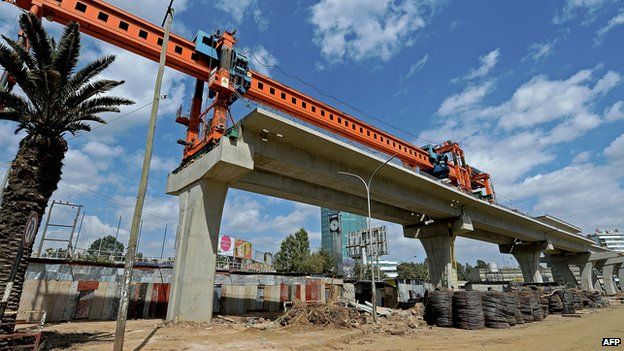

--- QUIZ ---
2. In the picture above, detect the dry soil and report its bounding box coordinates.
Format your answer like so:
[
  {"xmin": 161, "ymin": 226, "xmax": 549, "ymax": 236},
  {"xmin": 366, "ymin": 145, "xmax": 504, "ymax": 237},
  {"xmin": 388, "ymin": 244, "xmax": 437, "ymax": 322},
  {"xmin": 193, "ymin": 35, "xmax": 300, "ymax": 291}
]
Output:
[{"xmin": 36, "ymin": 304, "xmax": 624, "ymax": 351}]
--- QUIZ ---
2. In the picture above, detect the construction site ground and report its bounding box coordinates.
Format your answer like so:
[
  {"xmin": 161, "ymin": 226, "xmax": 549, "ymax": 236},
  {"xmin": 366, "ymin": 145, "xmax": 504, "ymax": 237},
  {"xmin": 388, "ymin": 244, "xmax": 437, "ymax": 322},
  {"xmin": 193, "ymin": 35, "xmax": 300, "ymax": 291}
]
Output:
[{"xmin": 34, "ymin": 304, "xmax": 624, "ymax": 351}]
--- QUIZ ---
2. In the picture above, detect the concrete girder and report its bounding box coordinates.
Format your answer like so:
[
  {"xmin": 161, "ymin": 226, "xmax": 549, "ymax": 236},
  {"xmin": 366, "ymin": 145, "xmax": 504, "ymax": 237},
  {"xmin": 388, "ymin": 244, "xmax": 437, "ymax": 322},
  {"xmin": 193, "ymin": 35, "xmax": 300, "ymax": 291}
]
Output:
[
  {"xmin": 544, "ymin": 251, "xmax": 622, "ymax": 265},
  {"xmin": 232, "ymin": 170, "xmax": 418, "ymax": 224},
  {"xmin": 239, "ymin": 109, "xmax": 598, "ymax": 253}
]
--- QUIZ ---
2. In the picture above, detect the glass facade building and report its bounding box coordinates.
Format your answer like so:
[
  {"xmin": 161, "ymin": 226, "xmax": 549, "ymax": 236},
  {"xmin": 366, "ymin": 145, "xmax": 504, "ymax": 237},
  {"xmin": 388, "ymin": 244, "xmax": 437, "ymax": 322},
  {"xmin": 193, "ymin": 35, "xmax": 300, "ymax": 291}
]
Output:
[{"xmin": 321, "ymin": 208, "xmax": 367, "ymax": 272}]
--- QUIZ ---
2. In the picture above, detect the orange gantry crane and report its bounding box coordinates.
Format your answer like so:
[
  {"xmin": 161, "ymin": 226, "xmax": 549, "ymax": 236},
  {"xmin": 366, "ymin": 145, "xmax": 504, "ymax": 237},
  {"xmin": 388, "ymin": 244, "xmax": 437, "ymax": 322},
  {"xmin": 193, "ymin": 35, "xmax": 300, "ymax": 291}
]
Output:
[{"xmin": 2, "ymin": 0, "xmax": 495, "ymax": 200}]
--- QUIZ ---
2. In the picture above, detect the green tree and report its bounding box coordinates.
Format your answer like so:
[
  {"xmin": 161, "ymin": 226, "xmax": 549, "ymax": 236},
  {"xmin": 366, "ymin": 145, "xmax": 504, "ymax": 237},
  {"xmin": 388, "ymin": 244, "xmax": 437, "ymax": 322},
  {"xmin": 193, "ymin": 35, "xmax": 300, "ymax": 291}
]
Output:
[
  {"xmin": 274, "ymin": 228, "xmax": 311, "ymax": 272},
  {"xmin": 301, "ymin": 249, "xmax": 336, "ymax": 275},
  {"xmin": 476, "ymin": 259, "xmax": 488, "ymax": 269},
  {"xmin": 87, "ymin": 235, "xmax": 124, "ymax": 258},
  {"xmin": 0, "ymin": 13, "xmax": 132, "ymax": 332},
  {"xmin": 396, "ymin": 261, "xmax": 429, "ymax": 280}
]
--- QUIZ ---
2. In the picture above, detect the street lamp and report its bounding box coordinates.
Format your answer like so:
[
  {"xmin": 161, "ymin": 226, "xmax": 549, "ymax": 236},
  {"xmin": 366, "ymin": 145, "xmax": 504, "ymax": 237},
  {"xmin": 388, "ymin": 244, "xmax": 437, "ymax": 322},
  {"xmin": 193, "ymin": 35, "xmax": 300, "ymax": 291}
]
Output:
[{"xmin": 339, "ymin": 153, "xmax": 398, "ymax": 323}]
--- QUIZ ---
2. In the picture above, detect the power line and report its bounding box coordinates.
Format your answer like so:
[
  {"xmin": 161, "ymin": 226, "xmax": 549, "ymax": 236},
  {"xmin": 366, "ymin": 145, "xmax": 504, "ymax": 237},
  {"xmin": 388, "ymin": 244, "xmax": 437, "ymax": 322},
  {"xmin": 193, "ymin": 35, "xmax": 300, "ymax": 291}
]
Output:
[
  {"xmin": 246, "ymin": 51, "xmax": 437, "ymax": 146},
  {"xmin": 75, "ymin": 184, "xmax": 177, "ymax": 222},
  {"xmin": 67, "ymin": 101, "xmax": 153, "ymax": 141}
]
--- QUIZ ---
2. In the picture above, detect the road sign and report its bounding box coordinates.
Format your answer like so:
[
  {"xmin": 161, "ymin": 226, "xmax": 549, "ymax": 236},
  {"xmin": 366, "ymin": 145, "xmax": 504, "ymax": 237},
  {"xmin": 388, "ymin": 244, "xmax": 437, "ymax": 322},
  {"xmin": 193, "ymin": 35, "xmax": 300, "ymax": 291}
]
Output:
[{"xmin": 23, "ymin": 211, "xmax": 39, "ymax": 247}]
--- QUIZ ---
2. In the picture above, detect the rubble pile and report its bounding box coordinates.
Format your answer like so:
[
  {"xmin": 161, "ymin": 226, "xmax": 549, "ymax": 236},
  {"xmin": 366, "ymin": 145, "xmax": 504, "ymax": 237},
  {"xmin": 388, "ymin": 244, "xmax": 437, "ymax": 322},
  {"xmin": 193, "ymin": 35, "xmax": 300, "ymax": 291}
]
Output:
[{"xmin": 276, "ymin": 302, "xmax": 365, "ymax": 328}]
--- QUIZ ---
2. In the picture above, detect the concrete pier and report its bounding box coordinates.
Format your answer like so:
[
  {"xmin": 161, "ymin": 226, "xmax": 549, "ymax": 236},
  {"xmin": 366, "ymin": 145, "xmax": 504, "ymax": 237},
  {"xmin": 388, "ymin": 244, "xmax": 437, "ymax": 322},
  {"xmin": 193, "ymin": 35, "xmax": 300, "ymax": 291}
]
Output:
[
  {"xmin": 419, "ymin": 228, "xmax": 455, "ymax": 289},
  {"xmin": 165, "ymin": 133, "xmax": 253, "ymax": 322},
  {"xmin": 546, "ymin": 260, "xmax": 577, "ymax": 286},
  {"xmin": 513, "ymin": 251, "xmax": 543, "ymax": 283},
  {"xmin": 500, "ymin": 241, "xmax": 550, "ymax": 283},
  {"xmin": 579, "ymin": 261, "xmax": 594, "ymax": 290},
  {"xmin": 602, "ymin": 264, "xmax": 620, "ymax": 295}
]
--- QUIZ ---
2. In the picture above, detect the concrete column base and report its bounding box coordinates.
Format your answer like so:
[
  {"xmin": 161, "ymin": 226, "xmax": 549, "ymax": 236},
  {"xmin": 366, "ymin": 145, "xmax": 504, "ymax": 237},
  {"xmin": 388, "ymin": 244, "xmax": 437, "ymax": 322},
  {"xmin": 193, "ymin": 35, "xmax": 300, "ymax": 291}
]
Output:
[
  {"xmin": 513, "ymin": 251, "xmax": 543, "ymax": 283},
  {"xmin": 602, "ymin": 264, "xmax": 620, "ymax": 296},
  {"xmin": 166, "ymin": 180, "xmax": 228, "ymax": 323},
  {"xmin": 619, "ymin": 266, "xmax": 624, "ymax": 291},
  {"xmin": 419, "ymin": 230, "xmax": 455, "ymax": 289}
]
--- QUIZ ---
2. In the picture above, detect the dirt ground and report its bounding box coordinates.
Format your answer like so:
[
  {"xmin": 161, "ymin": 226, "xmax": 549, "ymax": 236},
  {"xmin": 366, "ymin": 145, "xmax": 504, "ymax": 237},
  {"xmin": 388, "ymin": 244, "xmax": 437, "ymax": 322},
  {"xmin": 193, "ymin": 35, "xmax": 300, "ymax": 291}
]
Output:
[{"xmin": 35, "ymin": 304, "xmax": 624, "ymax": 351}]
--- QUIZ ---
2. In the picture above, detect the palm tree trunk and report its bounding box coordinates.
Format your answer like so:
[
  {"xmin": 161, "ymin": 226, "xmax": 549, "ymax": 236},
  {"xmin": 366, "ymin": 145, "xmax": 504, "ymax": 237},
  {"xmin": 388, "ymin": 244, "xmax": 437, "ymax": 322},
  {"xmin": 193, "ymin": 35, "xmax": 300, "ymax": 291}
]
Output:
[{"xmin": 0, "ymin": 134, "xmax": 66, "ymax": 333}]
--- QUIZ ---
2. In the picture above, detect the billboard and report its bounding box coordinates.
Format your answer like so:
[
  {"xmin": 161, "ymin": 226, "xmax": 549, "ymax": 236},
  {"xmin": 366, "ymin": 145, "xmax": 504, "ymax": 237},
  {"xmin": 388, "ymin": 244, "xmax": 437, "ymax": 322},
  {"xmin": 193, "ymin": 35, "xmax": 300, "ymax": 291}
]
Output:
[
  {"xmin": 218, "ymin": 235, "xmax": 235, "ymax": 257},
  {"xmin": 234, "ymin": 239, "xmax": 253, "ymax": 259}
]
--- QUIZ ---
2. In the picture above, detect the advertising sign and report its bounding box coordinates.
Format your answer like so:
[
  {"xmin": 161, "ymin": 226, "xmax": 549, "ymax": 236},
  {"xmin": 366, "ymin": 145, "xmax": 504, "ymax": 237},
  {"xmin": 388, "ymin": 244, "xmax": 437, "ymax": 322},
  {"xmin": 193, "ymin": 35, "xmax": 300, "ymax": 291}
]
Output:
[
  {"xmin": 234, "ymin": 239, "xmax": 252, "ymax": 259},
  {"xmin": 218, "ymin": 234, "xmax": 235, "ymax": 257}
]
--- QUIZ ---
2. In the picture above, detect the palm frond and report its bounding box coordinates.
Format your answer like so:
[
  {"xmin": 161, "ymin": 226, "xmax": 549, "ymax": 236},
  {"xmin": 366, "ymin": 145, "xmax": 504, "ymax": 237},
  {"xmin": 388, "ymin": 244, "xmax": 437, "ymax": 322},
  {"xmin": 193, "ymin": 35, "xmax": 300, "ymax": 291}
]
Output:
[
  {"xmin": 52, "ymin": 22, "xmax": 80, "ymax": 82},
  {"xmin": 58, "ymin": 55, "xmax": 116, "ymax": 101},
  {"xmin": 0, "ymin": 43, "xmax": 28, "ymax": 87},
  {"xmin": 0, "ymin": 91, "xmax": 31, "ymax": 113},
  {"xmin": 19, "ymin": 13, "xmax": 53, "ymax": 70},
  {"xmin": 66, "ymin": 79, "xmax": 125, "ymax": 107},
  {"xmin": 1, "ymin": 34, "xmax": 35, "ymax": 69}
]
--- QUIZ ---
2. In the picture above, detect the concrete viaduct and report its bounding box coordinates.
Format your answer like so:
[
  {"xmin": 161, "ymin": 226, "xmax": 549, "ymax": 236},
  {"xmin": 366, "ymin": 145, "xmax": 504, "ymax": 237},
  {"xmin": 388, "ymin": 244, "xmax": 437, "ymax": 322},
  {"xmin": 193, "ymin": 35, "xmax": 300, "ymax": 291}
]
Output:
[{"xmin": 164, "ymin": 108, "xmax": 621, "ymax": 322}]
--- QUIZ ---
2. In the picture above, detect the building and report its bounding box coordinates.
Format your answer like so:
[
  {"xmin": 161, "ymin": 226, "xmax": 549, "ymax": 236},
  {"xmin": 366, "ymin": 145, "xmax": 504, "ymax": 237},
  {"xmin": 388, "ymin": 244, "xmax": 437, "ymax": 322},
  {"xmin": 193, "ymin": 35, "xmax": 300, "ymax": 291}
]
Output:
[
  {"xmin": 469, "ymin": 266, "xmax": 554, "ymax": 283},
  {"xmin": 17, "ymin": 258, "xmax": 348, "ymax": 322},
  {"xmin": 320, "ymin": 208, "xmax": 367, "ymax": 274},
  {"xmin": 587, "ymin": 229, "xmax": 624, "ymax": 252}
]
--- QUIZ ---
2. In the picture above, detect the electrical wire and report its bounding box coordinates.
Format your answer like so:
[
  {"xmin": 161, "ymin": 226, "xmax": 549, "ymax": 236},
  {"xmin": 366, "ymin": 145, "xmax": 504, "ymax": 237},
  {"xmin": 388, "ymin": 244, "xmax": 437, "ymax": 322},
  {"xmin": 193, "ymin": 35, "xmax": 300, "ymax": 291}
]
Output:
[
  {"xmin": 75, "ymin": 184, "xmax": 177, "ymax": 222},
  {"xmin": 246, "ymin": 51, "xmax": 437, "ymax": 146},
  {"xmin": 67, "ymin": 101, "xmax": 153, "ymax": 141}
]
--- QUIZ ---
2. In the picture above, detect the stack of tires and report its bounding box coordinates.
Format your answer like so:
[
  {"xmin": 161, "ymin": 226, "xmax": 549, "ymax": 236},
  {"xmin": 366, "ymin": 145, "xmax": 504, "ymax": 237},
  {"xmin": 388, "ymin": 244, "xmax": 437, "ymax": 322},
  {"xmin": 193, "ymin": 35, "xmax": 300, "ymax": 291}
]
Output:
[
  {"xmin": 481, "ymin": 291, "xmax": 510, "ymax": 329},
  {"xmin": 517, "ymin": 292, "xmax": 535, "ymax": 323},
  {"xmin": 548, "ymin": 293, "xmax": 563, "ymax": 313},
  {"xmin": 425, "ymin": 290, "xmax": 454, "ymax": 327},
  {"xmin": 500, "ymin": 292, "xmax": 520, "ymax": 326},
  {"xmin": 556, "ymin": 289, "xmax": 576, "ymax": 314},
  {"xmin": 453, "ymin": 291, "xmax": 485, "ymax": 330}
]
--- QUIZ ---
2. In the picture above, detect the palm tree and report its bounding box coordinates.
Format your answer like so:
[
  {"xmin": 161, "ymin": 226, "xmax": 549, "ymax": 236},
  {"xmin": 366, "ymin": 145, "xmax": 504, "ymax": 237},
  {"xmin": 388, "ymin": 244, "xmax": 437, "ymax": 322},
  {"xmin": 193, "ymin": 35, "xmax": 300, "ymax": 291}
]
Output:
[{"xmin": 0, "ymin": 13, "xmax": 133, "ymax": 332}]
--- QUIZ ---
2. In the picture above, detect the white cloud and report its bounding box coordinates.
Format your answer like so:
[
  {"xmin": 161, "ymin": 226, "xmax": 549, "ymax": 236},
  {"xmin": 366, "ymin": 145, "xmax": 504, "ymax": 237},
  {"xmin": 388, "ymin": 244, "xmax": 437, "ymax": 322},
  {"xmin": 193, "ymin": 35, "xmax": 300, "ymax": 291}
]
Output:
[
  {"xmin": 553, "ymin": 0, "xmax": 614, "ymax": 24},
  {"xmin": 464, "ymin": 48, "xmax": 500, "ymax": 80},
  {"xmin": 243, "ymin": 45, "xmax": 278, "ymax": 77},
  {"xmin": 310, "ymin": 0, "xmax": 439, "ymax": 62},
  {"xmin": 596, "ymin": 9, "xmax": 624, "ymax": 44},
  {"xmin": 572, "ymin": 151, "xmax": 591, "ymax": 164},
  {"xmin": 437, "ymin": 80, "xmax": 494, "ymax": 116},
  {"xmin": 426, "ymin": 68, "xmax": 621, "ymax": 191},
  {"xmin": 505, "ymin": 157, "xmax": 624, "ymax": 233},
  {"xmin": 214, "ymin": 0, "xmax": 268, "ymax": 31},
  {"xmin": 403, "ymin": 54, "xmax": 429, "ymax": 80},
  {"xmin": 524, "ymin": 40, "xmax": 557, "ymax": 62},
  {"xmin": 492, "ymin": 70, "xmax": 618, "ymax": 130},
  {"xmin": 605, "ymin": 100, "xmax": 624, "ymax": 122},
  {"xmin": 221, "ymin": 193, "xmax": 318, "ymax": 237},
  {"xmin": 604, "ymin": 133, "xmax": 624, "ymax": 166}
]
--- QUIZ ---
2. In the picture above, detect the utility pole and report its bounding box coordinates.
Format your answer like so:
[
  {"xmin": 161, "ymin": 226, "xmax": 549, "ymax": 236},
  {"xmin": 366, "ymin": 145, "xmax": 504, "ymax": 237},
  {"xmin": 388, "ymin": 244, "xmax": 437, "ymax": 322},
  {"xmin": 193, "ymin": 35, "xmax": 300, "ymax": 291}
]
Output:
[
  {"xmin": 113, "ymin": 4, "xmax": 174, "ymax": 350},
  {"xmin": 160, "ymin": 224, "xmax": 168, "ymax": 259}
]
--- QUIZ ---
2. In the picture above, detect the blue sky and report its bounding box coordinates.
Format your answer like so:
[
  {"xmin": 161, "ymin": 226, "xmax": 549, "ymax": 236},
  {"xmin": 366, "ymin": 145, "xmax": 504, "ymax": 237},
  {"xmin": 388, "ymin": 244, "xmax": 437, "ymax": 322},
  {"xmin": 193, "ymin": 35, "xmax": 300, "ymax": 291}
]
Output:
[{"xmin": 1, "ymin": 0, "xmax": 623, "ymax": 267}]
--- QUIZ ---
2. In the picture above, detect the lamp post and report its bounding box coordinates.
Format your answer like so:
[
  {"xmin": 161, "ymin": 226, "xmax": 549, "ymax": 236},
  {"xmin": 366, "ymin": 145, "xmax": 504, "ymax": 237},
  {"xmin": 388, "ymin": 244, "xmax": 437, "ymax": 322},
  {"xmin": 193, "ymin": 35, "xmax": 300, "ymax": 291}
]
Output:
[{"xmin": 339, "ymin": 153, "xmax": 398, "ymax": 323}]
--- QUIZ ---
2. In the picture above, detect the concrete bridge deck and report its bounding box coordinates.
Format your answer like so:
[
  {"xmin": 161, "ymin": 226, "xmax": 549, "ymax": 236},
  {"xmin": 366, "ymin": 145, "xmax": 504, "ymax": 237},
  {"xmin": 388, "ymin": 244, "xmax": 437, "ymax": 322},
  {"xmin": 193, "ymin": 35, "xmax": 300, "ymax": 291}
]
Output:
[{"xmin": 164, "ymin": 108, "xmax": 615, "ymax": 322}]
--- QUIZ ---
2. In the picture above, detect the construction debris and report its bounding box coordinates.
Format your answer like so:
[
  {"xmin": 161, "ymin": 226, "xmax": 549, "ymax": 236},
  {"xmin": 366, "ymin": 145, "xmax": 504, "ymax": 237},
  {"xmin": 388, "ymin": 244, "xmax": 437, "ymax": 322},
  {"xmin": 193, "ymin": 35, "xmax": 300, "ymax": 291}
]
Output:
[{"xmin": 276, "ymin": 302, "xmax": 365, "ymax": 329}]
